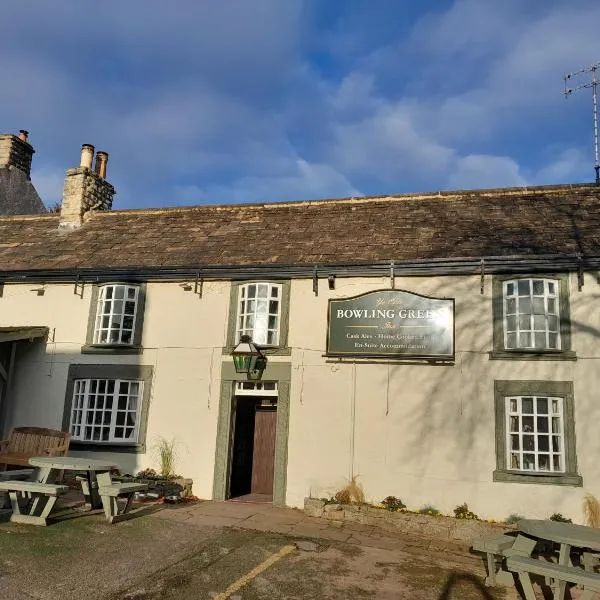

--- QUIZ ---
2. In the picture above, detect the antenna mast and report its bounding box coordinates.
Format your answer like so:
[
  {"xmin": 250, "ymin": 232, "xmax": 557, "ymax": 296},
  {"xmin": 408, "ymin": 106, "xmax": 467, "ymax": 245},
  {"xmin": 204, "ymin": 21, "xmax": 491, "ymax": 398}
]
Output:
[{"xmin": 564, "ymin": 62, "xmax": 600, "ymax": 184}]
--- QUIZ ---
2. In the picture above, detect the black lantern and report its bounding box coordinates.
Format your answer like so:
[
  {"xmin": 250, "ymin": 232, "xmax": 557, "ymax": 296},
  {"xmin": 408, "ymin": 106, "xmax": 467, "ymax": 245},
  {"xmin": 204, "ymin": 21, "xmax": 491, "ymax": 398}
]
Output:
[{"xmin": 231, "ymin": 335, "xmax": 267, "ymax": 379}]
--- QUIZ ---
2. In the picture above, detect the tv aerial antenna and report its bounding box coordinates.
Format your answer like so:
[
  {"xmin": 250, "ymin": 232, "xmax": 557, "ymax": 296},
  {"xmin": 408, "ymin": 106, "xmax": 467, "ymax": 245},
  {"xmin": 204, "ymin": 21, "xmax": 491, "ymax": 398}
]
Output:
[{"xmin": 564, "ymin": 62, "xmax": 600, "ymax": 184}]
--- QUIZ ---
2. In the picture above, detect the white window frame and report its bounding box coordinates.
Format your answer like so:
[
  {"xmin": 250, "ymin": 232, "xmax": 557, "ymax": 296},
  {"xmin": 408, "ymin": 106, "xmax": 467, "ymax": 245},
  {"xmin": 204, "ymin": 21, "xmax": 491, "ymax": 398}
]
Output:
[
  {"xmin": 69, "ymin": 378, "xmax": 143, "ymax": 443},
  {"xmin": 234, "ymin": 381, "xmax": 279, "ymax": 397},
  {"xmin": 503, "ymin": 278, "xmax": 561, "ymax": 351},
  {"xmin": 236, "ymin": 282, "xmax": 282, "ymax": 346},
  {"xmin": 505, "ymin": 395, "xmax": 565, "ymax": 473},
  {"xmin": 93, "ymin": 284, "xmax": 140, "ymax": 345}
]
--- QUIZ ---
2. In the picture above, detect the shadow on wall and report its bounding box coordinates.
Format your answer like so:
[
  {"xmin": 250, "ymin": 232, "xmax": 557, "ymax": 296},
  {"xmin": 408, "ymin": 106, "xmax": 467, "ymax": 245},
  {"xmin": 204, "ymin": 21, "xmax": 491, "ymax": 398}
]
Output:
[
  {"xmin": 1, "ymin": 340, "xmax": 147, "ymax": 477},
  {"xmin": 342, "ymin": 272, "xmax": 600, "ymax": 515}
]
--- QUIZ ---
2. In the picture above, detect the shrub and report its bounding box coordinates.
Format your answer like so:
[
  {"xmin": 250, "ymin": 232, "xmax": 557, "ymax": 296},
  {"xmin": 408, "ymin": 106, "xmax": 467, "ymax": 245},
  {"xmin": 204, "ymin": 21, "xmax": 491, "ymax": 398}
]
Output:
[
  {"xmin": 454, "ymin": 503, "xmax": 479, "ymax": 520},
  {"xmin": 381, "ymin": 496, "xmax": 406, "ymax": 511},
  {"xmin": 333, "ymin": 475, "xmax": 365, "ymax": 505},
  {"xmin": 155, "ymin": 437, "xmax": 177, "ymax": 479},
  {"xmin": 504, "ymin": 513, "xmax": 525, "ymax": 525},
  {"xmin": 583, "ymin": 494, "xmax": 600, "ymax": 528},
  {"xmin": 549, "ymin": 513, "xmax": 572, "ymax": 523},
  {"xmin": 419, "ymin": 505, "xmax": 441, "ymax": 516},
  {"xmin": 135, "ymin": 468, "xmax": 159, "ymax": 480}
]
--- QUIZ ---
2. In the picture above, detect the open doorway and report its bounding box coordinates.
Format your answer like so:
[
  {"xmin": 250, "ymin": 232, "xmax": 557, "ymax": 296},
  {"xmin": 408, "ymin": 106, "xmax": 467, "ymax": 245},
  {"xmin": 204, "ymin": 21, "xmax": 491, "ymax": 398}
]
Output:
[{"xmin": 228, "ymin": 381, "xmax": 278, "ymax": 503}]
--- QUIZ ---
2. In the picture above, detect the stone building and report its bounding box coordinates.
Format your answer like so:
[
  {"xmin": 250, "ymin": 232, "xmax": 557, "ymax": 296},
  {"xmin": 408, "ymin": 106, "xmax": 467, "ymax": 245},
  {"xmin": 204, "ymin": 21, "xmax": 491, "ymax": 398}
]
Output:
[
  {"xmin": 0, "ymin": 131, "xmax": 45, "ymax": 215},
  {"xmin": 1, "ymin": 140, "xmax": 599, "ymax": 522}
]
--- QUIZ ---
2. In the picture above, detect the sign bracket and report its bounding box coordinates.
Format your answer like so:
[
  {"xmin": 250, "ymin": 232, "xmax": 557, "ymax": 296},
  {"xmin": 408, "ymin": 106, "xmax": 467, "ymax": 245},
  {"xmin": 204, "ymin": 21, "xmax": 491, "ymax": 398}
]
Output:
[
  {"xmin": 73, "ymin": 272, "xmax": 84, "ymax": 298},
  {"xmin": 390, "ymin": 260, "xmax": 395, "ymax": 289},
  {"xmin": 313, "ymin": 265, "xmax": 318, "ymax": 296},
  {"xmin": 194, "ymin": 272, "xmax": 203, "ymax": 298},
  {"xmin": 480, "ymin": 259, "xmax": 485, "ymax": 295},
  {"xmin": 577, "ymin": 255, "xmax": 584, "ymax": 291}
]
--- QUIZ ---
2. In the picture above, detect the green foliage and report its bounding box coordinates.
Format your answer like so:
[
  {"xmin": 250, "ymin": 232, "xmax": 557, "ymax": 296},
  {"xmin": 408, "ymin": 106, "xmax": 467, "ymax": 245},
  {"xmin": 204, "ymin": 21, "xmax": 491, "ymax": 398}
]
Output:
[
  {"xmin": 381, "ymin": 496, "xmax": 406, "ymax": 511},
  {"xmin": 419, "ymin": 505, "xmax": 441, "ymax": 516},
  {"xmin": 549, "ymin": 513, "xmax": 572, "ymax": 523},
  {"xmin": 134, "ymin": 468, "xmax": 159, "ymax": 480},
  {"xmin": 155, "ymin": 437, "xmax": 177, "ymax": 479},
  {"xmin": 504, "ymin": 513, "xmax": 525, "ymax": 525},
  {"xmin": 454, "ymin": 503, "xmax": 479, "ymax": 520},
  {"xmin": 321, "ymin": 497, "xmax": 340, "ymax": 505}
]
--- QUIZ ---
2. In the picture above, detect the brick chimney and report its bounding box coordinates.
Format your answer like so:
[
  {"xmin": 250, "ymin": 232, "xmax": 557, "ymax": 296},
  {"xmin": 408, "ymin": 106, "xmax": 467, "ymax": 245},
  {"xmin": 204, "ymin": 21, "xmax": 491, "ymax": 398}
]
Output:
[
  {"xmin": 0, "ymin": 130, "xmax": 35, "ymax": 179},
  {"xmin": 59, "ymin": 144, "xmax": 115, "ymax": 229}
]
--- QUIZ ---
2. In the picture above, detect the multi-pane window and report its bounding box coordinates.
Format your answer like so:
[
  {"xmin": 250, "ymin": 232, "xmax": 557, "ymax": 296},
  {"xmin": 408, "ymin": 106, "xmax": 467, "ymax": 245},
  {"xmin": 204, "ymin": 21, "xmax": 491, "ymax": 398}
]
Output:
[
  {"xmin": 69, "ymin": 378, "xmax": 142, "ymax": 443},
  {"xmin": 93, "ymin": 284, "xmax": 139, "ymax": 345},
  {"xmin": 505, "ymin": 395, "xmax": 565, "ymax": 473},
  {"xmin": 503, "ymin": 279, "xmax": 560, "ymax": 350},
  {"xmin": 236, "ymin": 283, "xmax": 281, "ymax": 345}
]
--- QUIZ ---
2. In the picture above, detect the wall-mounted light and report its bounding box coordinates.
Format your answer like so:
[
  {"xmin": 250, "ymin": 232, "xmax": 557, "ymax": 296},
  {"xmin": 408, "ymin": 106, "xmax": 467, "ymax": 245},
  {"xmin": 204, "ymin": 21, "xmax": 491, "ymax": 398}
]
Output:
[
  {"xmin": 30, "ymin": 286, "xmax": 45, "ymax": 296},
  {"xmin": 231, "ymin": 335, "xmax": 267, "ymax": 380},
  {"xmin": 179, "ymin": 282, "xmax": 193, "ymax": 291},
  {"xmin": 328, "ymin": 274, "xmax": 336, "ymax": 290}
]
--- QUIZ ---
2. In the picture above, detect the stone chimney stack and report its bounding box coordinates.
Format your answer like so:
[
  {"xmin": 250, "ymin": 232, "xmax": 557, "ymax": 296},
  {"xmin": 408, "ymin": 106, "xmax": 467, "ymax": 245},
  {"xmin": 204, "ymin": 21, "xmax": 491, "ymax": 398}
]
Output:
[
  {"xmin": 59, "ymin": 144, "xmax": 115, "ymax": 229},
  {"xmin": 0, "ymin": 130, "xmax": 35, "ymax": 179}
]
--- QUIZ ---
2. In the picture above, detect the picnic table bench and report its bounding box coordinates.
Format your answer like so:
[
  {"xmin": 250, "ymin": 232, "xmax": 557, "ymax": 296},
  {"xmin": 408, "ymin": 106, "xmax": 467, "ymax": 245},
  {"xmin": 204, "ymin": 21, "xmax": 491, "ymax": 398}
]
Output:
[
  {"xmin": 0, "ymin": 480, "xmax": 68, "ymax": 526},
  {"xmin": 506, "ymin": 555, "xmax": 600, "ymax": 600},
  {"xmin": 99, "ymin": 482, "xmax": 149, "ymax": 523},
  {"xmin": 473, "ymin": 520, "xmax": 600, "ymax": 600}
]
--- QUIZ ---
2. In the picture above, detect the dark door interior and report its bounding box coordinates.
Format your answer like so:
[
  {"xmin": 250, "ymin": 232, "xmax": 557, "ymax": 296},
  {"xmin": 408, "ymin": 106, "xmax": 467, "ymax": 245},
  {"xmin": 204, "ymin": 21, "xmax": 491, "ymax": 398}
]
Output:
[{"xmin": 229, "ymin": 396, "xmax": 277, "ymax": 499}]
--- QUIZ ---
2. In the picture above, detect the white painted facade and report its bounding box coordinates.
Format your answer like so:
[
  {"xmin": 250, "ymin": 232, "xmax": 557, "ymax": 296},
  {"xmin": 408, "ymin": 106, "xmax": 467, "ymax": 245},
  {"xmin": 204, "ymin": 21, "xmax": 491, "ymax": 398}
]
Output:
[{"xmin": 1, "ymin": 271, "xmax": 599, "ymax": 523}]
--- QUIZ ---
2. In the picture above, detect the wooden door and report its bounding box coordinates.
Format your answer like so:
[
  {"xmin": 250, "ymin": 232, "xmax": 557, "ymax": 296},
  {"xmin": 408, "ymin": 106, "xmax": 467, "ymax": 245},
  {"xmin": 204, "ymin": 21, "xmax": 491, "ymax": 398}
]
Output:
[{"xmin": 251, "ymin": 407, "xmax": 277, "ymax": 495}]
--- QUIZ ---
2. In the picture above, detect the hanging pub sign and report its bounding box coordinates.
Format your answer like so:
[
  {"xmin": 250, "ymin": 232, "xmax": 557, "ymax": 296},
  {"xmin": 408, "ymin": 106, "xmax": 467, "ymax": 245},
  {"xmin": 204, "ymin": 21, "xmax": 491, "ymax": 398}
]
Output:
[{"xmin": 326, "ymin": 289, "xmax": 454, "ymax": 360}]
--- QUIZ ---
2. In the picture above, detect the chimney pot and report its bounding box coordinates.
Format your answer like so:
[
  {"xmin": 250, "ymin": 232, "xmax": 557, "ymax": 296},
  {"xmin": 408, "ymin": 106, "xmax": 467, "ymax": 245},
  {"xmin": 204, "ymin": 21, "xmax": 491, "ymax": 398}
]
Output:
[
  {"xmin": 80, "ymin": 144, "xmax": 95, "ymax": 169},
  {"xmin": 18, "ymin": 130, "xmax": 29, "ymax": 142},
  {"xmin": 94, "ymin": 151, "xmax": 109, "ymax": 178}
]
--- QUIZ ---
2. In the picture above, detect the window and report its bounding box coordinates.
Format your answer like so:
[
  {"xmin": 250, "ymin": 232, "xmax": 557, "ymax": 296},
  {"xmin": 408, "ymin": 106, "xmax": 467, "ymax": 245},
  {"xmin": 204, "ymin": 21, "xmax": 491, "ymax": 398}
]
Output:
[
  {"xmin": 505, "ymin": 395, "xmax": 564, "ymax": 473},
  {"xmin": 84, "ymin": 283, "xmax": 146, "ymax": 353},
  {"xmin": 236, "ymin": 282, "xmax": 282, "ymax": 346},
  {"xmin": 63, "ymin": 364, "xmax": 152, "ymax": 451},
  {"xmin": 493, "ymin": 380, "xmax": 581, "ymax": 486},
  {"xmin": 503, "ymin": 279, "xmax": 560, "ymax": 350},
  {"xmin": 70, "ymin": 378, "xmax": 142, "ymax": 443},
  {"xmin": 94, "ymin": 284, "xmax": 139, "ymax": 345},
  {"xmin": 491, "ymin": 274, "xmax": 574, "ymax": 360}
]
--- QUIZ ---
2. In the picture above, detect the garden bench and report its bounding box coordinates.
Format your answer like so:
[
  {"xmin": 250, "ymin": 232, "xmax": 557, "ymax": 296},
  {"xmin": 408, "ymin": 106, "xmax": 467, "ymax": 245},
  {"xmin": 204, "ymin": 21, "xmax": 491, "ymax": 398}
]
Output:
[
  {"xmin": 0, "ymin": 480, "xmax": 68, "ymax": 526},
  {"xmin": 506, "ymin": 554, "xmax": 600, "ymax": 600},
  {"xmin": 98, "ymin": 482, "xmax": 148, "ymax": 524},
  {"xmin": 0, "ymin": 427, "xmax": 69, "ymax": 469}
]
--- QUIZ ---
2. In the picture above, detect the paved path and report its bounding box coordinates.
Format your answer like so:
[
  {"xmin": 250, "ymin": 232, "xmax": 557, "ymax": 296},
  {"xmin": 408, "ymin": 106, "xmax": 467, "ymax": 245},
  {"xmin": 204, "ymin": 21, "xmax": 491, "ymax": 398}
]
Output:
[{"xmin": 0, "ymin": 499, "xmax": 506, "ymax": 599}]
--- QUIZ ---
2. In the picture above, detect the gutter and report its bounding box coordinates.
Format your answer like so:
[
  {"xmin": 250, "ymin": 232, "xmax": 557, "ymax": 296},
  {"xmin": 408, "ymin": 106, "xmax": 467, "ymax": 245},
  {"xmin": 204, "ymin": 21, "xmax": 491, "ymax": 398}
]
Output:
[{"xmin": 0, "ymin": 253, "xmax": 595, "ymax": 283}]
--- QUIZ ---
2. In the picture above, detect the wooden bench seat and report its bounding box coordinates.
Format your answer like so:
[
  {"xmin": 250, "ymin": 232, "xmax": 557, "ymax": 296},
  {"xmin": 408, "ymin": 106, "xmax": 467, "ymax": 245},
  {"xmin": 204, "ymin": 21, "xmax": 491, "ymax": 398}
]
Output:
[
  {"xmin": 506, "ymin": 555, "xmax": 600, "ymax": 600},
  {"xmin": 0, "ymin": 480, "xmax": 68, "ymax": 526},
  {"xmin": 0, "ymin": 427, "xmax": 69, "ymax": 469},
  {"xmin": 99, "ymin": 482, "xmax": 148, "ymax": 524}
]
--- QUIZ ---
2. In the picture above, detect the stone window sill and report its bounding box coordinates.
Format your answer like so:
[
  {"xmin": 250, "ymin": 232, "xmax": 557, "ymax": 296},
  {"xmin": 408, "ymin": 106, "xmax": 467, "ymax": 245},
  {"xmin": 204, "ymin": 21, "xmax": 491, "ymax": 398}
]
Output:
[
  {"xmin": 493, "ymin": 469, "xmax": 582, "ymax": 486},
  {"xmin": 489, "ymin": 350, "xmax": 576, "ymax": 361},
  {"xmin": 81, "ymin": 344, "xmax": 143, "ymax": 355},
  {"xmin": 70, "ymin": 441, "xmax": 145, "ymax": 454}
]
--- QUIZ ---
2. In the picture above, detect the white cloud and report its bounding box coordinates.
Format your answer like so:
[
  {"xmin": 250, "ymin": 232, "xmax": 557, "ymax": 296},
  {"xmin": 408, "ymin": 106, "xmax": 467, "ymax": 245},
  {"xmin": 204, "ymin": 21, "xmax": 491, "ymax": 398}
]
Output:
[{"xmin": 448, "ymin": 155, "xmax": 527, "ymax": 190}]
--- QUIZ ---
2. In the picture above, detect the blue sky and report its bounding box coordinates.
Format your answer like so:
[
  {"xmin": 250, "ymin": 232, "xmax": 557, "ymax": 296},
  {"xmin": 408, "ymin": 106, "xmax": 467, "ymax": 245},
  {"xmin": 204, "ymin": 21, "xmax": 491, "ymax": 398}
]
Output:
[{"xmin": 2, "ymin": 0, "xmax": 599, "ymax": 209}]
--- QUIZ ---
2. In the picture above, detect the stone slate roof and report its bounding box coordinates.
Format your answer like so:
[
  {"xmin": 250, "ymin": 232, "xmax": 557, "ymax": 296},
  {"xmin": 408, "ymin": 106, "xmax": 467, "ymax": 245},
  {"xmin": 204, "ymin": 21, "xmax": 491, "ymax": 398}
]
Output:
[{"xmin": 0, "ymin": 183, "xmax": 599, "ymax": 273}]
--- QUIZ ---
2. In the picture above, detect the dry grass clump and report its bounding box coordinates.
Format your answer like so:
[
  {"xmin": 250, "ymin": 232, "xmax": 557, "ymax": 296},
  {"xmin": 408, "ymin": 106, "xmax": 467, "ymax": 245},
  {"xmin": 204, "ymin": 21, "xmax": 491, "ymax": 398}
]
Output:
[
  {"xmin": 583, "ymin": 494, "xmax": 600, "ymax": 528},
  {"xmin": 334, "ymin": 475, "xmax": 365, "ymax": 505}
]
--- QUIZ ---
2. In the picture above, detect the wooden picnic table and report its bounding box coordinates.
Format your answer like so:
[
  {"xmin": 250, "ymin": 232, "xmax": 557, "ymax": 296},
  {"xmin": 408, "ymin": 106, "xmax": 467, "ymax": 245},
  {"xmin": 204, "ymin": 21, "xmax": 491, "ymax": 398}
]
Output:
[
  {"xmin": 516, "ymin": 519, "xmax": 600, "ymax": 600},
  {"xmin": 29, "ymin": 456, "xmax": 119, "ymax": 510}
]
